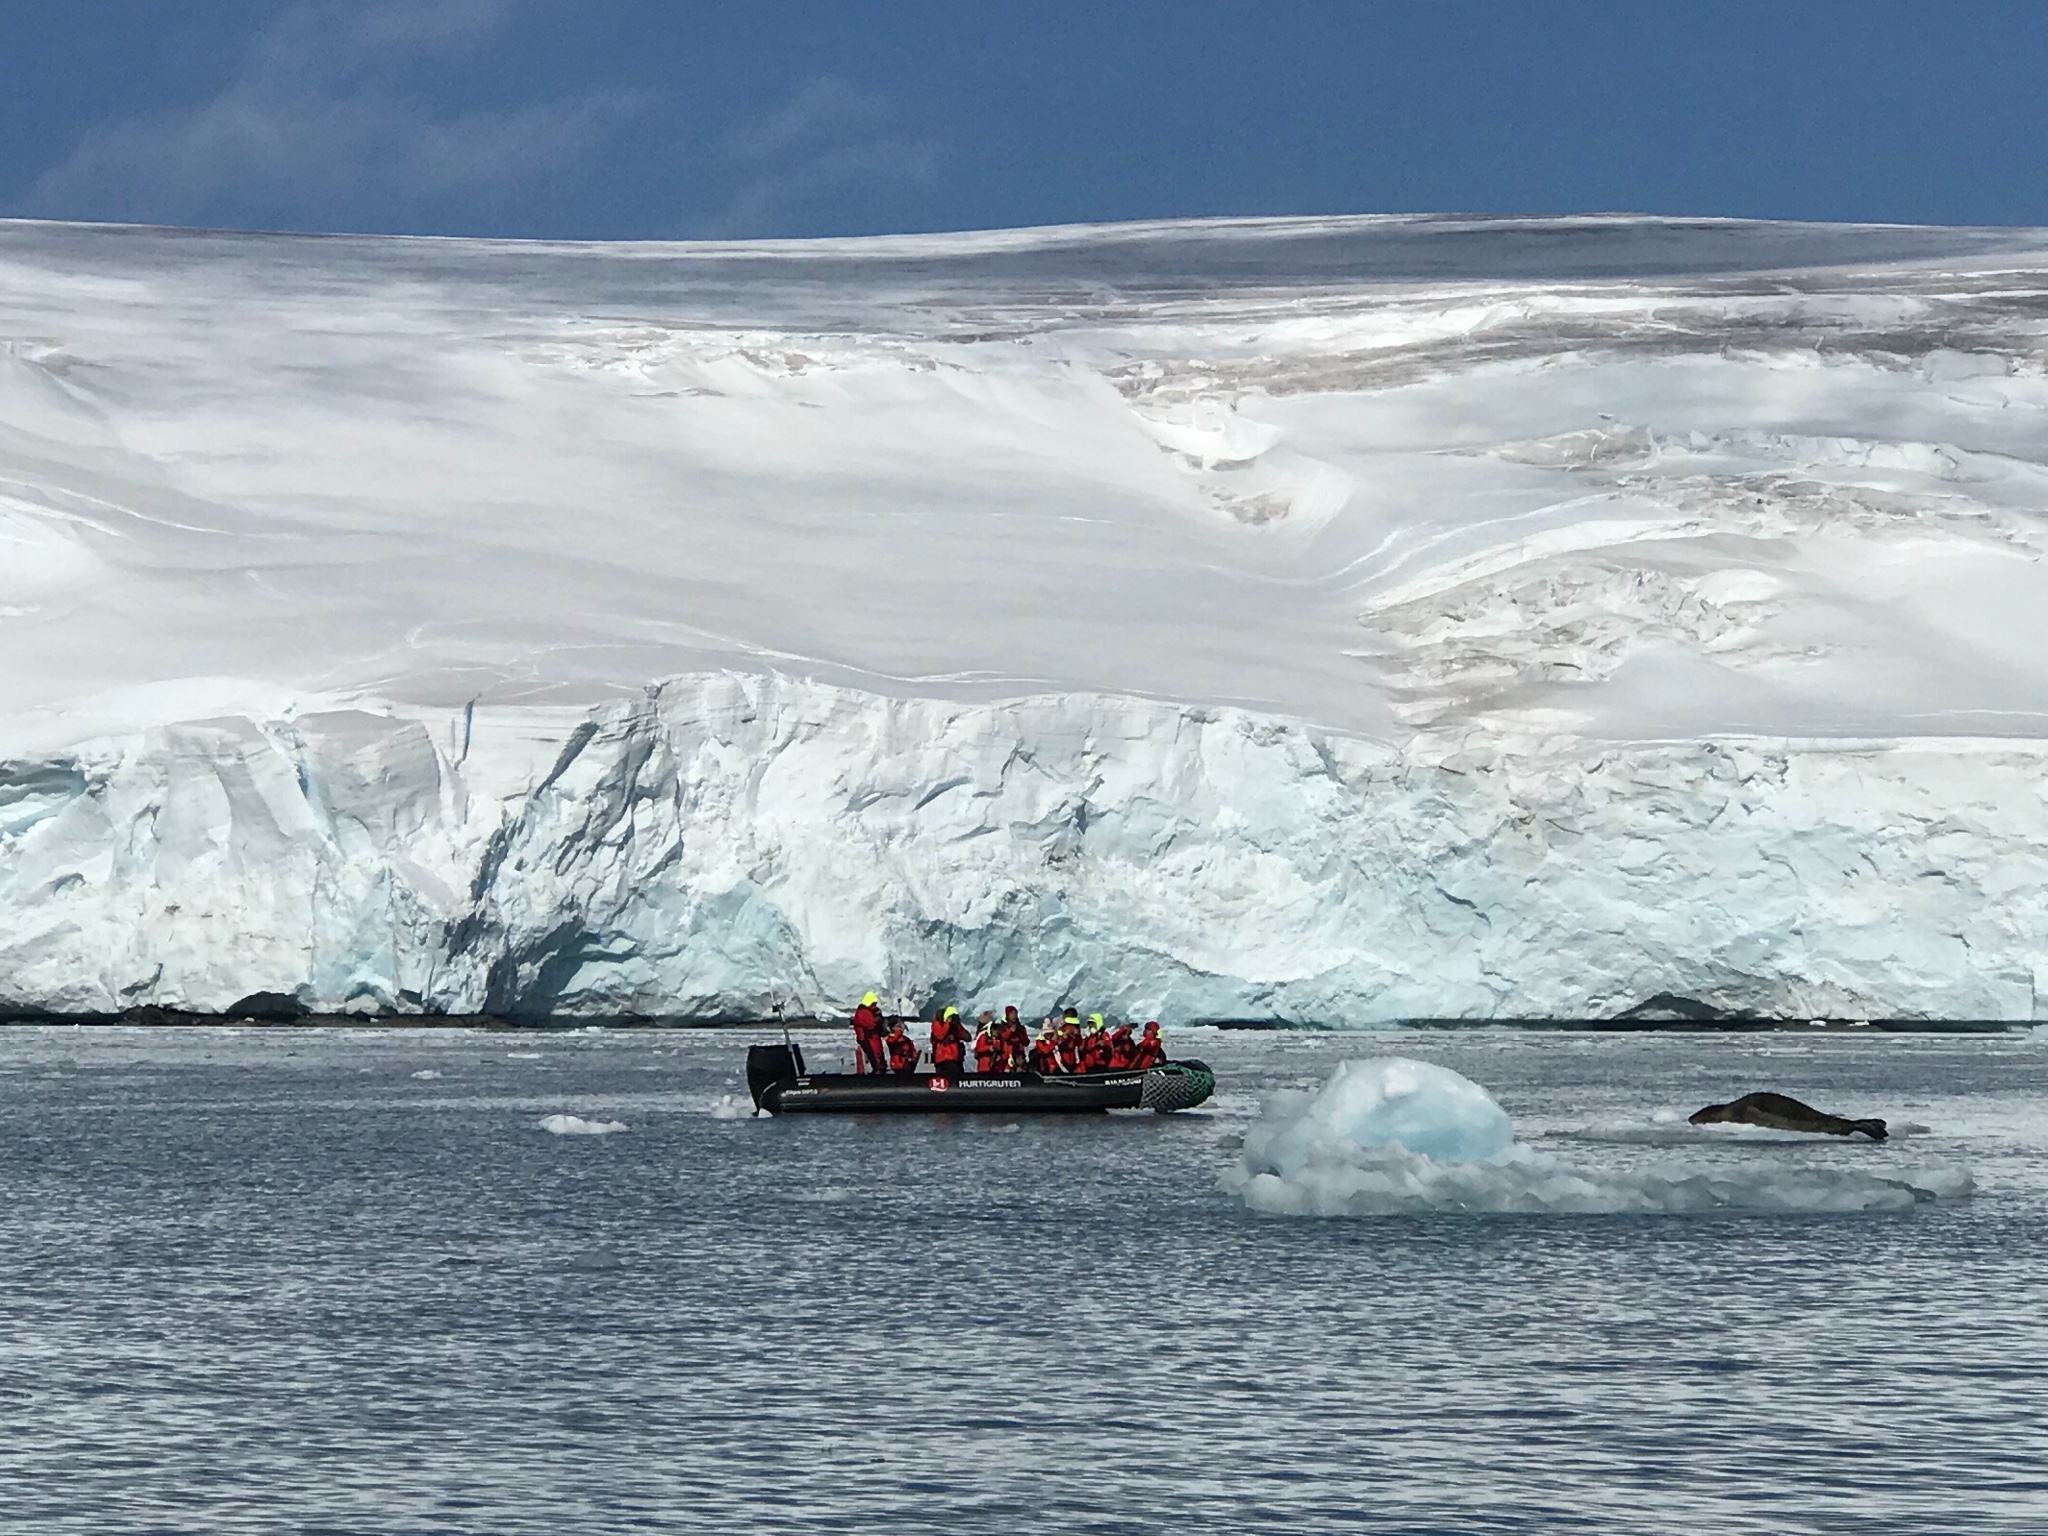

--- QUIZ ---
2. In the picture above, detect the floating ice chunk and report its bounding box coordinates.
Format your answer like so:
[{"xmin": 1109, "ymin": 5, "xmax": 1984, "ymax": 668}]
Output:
[
  {"xmin": 1568, "ymin": 1113, "xmax": 1931, "ymax": 1145},
  {"xmin": 411, "ymin": 1068, "xmax": 441, "ymax": 1080},
  {"xmin": 537, "ymin": 1113, "xmax": 627, "ymax": 1136},
  {"xmin": 1227, "ymin": 1145, "xmax": 1972, "ymax": 1216},
  {"xmin": 707, "ymin": 1094, "xmax": 755, "ymax": 1120},
  {"xmin": 1567, "ymin": 1118, "xmax": 1832, "ymax": 1146},
  {"xmin": 1244, "ymin": 1057, "xmax": 1515, "ymax": 1171},
  {"xmin": 1227, "ymin": 1060, "xmax": 1972, "ymax": 1216}
]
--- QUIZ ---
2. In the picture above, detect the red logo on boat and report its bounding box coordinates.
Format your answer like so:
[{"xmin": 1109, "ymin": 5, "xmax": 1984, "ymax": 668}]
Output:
[{"xmin": 928, "ymin": 1077, "xmax": 949, "ymax": 1091}]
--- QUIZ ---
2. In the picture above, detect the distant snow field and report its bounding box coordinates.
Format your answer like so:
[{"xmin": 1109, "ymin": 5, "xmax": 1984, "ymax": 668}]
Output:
[{"xmin": 2, "ymin": 214, "xmax": 2046, "ymax": 1021}]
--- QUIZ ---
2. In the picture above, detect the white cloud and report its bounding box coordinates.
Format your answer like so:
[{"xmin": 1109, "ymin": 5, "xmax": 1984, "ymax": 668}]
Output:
[
  {"xmin": 22, "ymin": 1, "xmax": 640, "ymax": 232},
  {"xmin": 349, "ymin": 0, "xmax": 515, "ymax": 47},
  {"xmin": 697, "ymin": 75, "xmax": 947, "ymax": 238},
  {"xmin": 19, "ymin": 6, "xmax": 950, "ymax": 238}
]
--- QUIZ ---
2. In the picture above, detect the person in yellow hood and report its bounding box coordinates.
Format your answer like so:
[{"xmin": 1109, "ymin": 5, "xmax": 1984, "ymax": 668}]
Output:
[
  {"xmin": 1078, "ymin": 1012, "xmax": 1112, "ymax": 1072},
  {"xmin": 929, "ymin": 1004, "xmax": 969, "ymax": 1080},
  {"xmin": 850, "ymin": 991, "xmax": 888, "ymax": 1074}
]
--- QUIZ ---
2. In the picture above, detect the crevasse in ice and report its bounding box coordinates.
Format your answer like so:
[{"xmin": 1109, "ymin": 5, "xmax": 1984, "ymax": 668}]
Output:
[{"xmin": 13, "ymin": 676, "xmax": 2048, "ymax": 1020}]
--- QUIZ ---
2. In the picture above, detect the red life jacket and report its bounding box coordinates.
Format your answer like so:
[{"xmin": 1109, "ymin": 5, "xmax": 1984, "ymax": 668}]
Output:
[
  {"xmin": 1078, "ymin": 1032, "xmax": 1109, "ymax": 1072},
  {"xmin": 1002, "ymin": 1024, "xmax": 1030, "ymax": 1071},
  {"xmin": 886, "ymin": 1032, "xmax": 919, "ymax": 1073},
  {"xmin": 851, "ymin": 1004, "xmax": 885, "ymax": 1073},
  {"xmin": 1106, "ymin": 1024, "xmax": 1135, "ymax": 1069},
  {"xmin": 1132, "ymin": 1030, "xmax": 1164, "ymax": 1069},
  {"xmin": 1056, "ymin": 1028, "xmax": 1080, "ymax": 1071},
  {"xmin": 973, "ymin": 1033, "xmax": 998, "ymax": 1073},
  {"xmin": 931, "ymin": 1015, "xmax": 967, "ymax": 1067},
  {"xmin": 1030, "ymin": 1037, "xmax": 1059, "ymax": 1074}
]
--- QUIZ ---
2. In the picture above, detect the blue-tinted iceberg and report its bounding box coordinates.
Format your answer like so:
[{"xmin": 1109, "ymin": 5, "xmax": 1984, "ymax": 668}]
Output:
[{"xmin": 1244, "ymin": 1057, "xmax": 1515, "ymax": 1167}]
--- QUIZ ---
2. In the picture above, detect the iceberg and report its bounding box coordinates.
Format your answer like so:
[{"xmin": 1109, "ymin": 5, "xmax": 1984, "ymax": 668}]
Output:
[
  {"xmin": 3, "ymin": 215, "xmax": 2048, "ymax": 1020},
  {"xmin": 537, "ymin": 1114, "xmax": 627, "ymax": 1136},
  {"xmin": 1242, "ymin": 1058, "xmax": 1515, "ymax": 1166},
  {"xmin": 1224, "ymin": 1058, "xmax": 1973, "ymax": 1216}
]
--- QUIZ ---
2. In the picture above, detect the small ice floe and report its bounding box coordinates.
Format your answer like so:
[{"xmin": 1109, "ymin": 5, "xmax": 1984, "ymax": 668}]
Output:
[
  {"xmin": 1568, "ymin": 1118, "xmax": 1828, "ymax": 1146},
  {"xmin": 1574, "ymin": 1114, "xmax": 1936, "ymax": 1145},
  {"xmin": 1222, "ymin": 1058, "xmax": 1972, "ymax": 1217},
  {"xmin": 506, "ymin": 1052, "xmax": 542, "ymax": 1060},
  {"xmin": 707, "ymin": 1094, "xmax": 755, "ymax": 1120},
  {"xmin": 411, "ymin": 1069, "xmax": 442, "ymax": 1080},
  {"xmin": 537, "ymin": 1113, "xmax": 628, "ymax": 1136}
]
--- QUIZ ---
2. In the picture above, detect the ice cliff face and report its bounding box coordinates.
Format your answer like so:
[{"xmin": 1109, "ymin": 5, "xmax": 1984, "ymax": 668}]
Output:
[
  {"xmin": 9, "ymin": 674, "xmax": 2048, "ymax": 1021},
  {"xmin": 3, "ymin": 215, "xmax": 2048, "ymax": 1020}
]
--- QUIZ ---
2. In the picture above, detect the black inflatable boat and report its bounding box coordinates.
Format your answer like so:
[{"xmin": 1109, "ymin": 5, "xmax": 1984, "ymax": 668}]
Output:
[{"xmin": 745, "ymin": 1042, "xmax": 1214, "ymax": 1115}]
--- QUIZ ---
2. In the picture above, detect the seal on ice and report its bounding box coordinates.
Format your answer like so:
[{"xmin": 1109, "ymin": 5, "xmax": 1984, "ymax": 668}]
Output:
[{"xmin": 1689, "ymin": 1091, "xmax": 1887, "ymax": 1141}]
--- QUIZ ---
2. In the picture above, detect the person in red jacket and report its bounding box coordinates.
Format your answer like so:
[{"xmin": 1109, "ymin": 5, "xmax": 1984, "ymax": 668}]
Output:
[
  {"xmin": 884, "ymin": 1018, "xmax": 919, "ymax": 1075},
  {"xmin": 929, "ymin": 1006, "xmax": 968, "ymax": 1080},
  {"xmin": 1131, "ymin": 1021, "xmax": 1165, "ymax": 1069},
  {"xmin": 1106, "ymin": 1020, "xmax": 1136, "ymax": 1070},
  {"xmin": 851, "ymin": 990, "xmax": 887, "ymax": 1075},
  {"xmin": 999, "ymin": 1005, "xmax": 1029, "ymax": 1072},
  {"xmin": 1029, "ymin": 1025, "xmax": 1060, "ymax": 1075},
  {"xmin": 1077, "ymin": 1013, "xmax": 1111, "ymax": 1073},
  {"xmin": 1055, "ymin": 1010, "xmax": 1082, "ymax": 1073},
  {"xmin": 973, "ymin": 1013, "xmax": 999, "ymax": 1074}
]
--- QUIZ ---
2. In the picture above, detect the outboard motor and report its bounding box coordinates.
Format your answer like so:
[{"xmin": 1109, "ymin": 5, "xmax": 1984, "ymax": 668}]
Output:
[{"xmin": 746, "ymin": 1042, "xmax": 805, "ymax": 1112}]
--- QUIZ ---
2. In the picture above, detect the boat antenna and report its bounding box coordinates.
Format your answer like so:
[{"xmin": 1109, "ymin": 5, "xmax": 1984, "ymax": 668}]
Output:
[{"xmin": 774, "ymin": 994, "xmax": 792, "ymax": 1052}]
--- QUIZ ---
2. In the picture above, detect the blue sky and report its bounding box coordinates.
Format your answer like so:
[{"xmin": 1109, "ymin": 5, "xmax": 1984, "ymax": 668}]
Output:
[{"xmin": 3, "ymin": 1, "xmax": 2042, "ymax": 239}]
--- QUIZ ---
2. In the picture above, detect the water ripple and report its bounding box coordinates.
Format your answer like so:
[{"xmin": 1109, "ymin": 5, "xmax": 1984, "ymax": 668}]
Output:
[{"xmin": 0, "ymin": 1026, "xmax": 2041, "ymax": 1533}]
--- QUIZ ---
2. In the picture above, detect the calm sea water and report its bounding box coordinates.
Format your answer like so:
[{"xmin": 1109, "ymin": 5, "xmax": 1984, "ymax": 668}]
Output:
[{"xmin": 0, "ymin": 1025, "xmax": 2041, "ymax": 1534}]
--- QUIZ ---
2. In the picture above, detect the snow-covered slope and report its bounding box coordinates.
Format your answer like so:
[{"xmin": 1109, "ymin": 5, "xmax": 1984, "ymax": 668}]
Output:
[{"xmin": 4, "ymin": 214, "xmax": 2047, "ymax": 1020}]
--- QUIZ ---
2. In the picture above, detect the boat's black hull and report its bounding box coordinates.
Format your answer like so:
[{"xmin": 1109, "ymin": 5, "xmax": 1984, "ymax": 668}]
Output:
[{"xmin": 747, "ymin": 1047, "xmax": 1214, "ymax": 1115}]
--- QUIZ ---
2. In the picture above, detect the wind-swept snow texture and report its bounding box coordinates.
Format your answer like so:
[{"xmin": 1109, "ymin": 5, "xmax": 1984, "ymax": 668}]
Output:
[{"xmin": 4, "ymin": 214, "xmax": 2048, "ymax": 1021}]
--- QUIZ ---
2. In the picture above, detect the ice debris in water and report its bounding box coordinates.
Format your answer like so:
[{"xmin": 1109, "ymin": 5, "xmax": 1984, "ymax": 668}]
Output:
[
  {"xmin": 1223, "ymin": 1058, "xmax": 1971, "ymax": 1217},
  {"xmin": 537, "ymin": 1114, "xmax": 627, "ymax": 1136},
  {"xmin": 1567, "ymin": 1116, "xmax": 1933, "ymax": 1145},
  {"xmin": 707, "ymin": 1094, "xmax": 754, "ymax": 1120},
  {"xmin": 411, "ymin": 1069, "xmax": 441, "ymax": 1080}
]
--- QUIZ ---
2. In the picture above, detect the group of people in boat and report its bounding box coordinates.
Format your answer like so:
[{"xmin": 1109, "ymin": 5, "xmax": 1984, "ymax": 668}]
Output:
[{"xmin": 849, "ymin": 993, "xmax": 1166, "ymax": 1078}]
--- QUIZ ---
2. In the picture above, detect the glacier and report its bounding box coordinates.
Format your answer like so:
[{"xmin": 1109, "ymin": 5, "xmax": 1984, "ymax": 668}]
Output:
[{"xmin": 3, "ymin": 214, "xmax": 2048, "ymax": 1021}]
